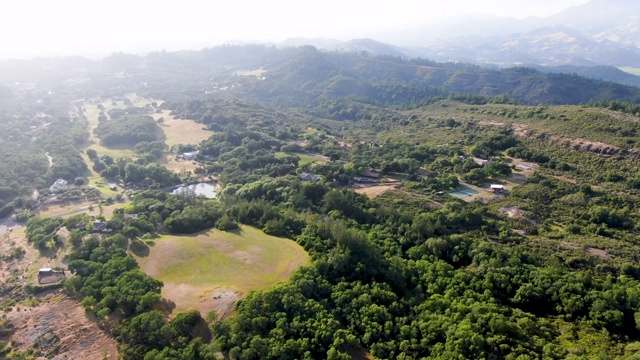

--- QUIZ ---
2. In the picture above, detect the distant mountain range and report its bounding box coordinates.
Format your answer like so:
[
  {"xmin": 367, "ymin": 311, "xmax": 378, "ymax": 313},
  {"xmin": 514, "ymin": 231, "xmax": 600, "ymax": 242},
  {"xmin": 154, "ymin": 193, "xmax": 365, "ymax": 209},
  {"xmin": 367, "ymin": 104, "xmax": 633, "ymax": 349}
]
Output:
[{"xmin": 277, "ymin": 0, "xmax": 640, "ymax": 71}]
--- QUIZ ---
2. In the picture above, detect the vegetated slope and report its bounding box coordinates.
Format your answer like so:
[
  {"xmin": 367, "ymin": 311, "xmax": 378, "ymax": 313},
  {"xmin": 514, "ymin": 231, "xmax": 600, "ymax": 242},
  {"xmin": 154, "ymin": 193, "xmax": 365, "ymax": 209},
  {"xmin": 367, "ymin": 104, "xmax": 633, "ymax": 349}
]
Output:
[
  {"xmin": 232, "ymin": 47, "xmax": 640, "ymax": 105},
  {"xmin": 0, "ymin": 87, "xmax": 87, "ymax": 218},
  {"xmin": 84, "ymin": 45, "xmax": 640, "ymax": 107},
  {"xmin": 532, "ymin": 64, "xmax": 640, "ymax": 88},
  {"xmin": 174, "ymin": 94, "xmax": 640, "ymax": 359},
  {"xmin": 7, "ymin": 45, "xmax": 640, "ymax": 359}
]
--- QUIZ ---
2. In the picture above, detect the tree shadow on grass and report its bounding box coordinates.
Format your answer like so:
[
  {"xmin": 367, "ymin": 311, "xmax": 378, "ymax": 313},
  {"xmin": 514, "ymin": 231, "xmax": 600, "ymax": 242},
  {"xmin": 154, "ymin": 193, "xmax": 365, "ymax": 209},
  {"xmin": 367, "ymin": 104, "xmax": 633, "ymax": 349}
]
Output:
[
  {"xmin": 160, "ymin": 298, "xmax": 176, "ymax": 315},
  {"xmin": 226, "ymin": 227, "xmax": 245, "ymax": 236},
  {"xmin": 129, "ymin": 239, "xmax": 150, "ymax": 257}
]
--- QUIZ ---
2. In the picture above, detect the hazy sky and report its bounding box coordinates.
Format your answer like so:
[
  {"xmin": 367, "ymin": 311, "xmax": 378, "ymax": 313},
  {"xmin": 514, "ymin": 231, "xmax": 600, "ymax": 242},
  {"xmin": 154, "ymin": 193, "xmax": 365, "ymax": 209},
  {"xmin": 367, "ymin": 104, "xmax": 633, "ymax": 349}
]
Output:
[{"xmin": 1, "ymin": 0, "xmax": 590, "ymax": 59}]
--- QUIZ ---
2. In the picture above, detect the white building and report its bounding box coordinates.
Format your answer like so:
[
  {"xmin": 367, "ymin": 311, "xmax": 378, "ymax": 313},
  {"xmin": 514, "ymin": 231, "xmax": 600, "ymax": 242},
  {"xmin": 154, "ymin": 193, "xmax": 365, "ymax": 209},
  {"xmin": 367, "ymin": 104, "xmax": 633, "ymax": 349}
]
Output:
[
  {"xmin": 182, "ymin": 151, "xmax": 200, "ymax": 161},
  {"xmin": 49, "ymin": 179, "xmax": 68, "ymax": 193}
]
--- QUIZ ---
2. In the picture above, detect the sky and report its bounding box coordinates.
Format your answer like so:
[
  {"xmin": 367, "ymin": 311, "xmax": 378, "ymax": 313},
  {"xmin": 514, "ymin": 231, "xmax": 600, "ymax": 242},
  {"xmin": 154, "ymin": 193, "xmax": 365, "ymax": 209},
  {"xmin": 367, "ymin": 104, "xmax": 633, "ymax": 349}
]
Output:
[{"xmin": 0, "ymin": 0, "xmax": 590, "ymax": 59}]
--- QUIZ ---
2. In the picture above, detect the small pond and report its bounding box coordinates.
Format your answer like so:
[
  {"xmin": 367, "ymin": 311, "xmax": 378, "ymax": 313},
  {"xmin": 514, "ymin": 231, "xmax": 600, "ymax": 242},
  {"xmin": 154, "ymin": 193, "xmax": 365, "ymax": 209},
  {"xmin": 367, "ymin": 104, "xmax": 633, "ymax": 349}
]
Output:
[{"xmin": 171, "ymin": 183, "xmax": 217, "ymax": 199}]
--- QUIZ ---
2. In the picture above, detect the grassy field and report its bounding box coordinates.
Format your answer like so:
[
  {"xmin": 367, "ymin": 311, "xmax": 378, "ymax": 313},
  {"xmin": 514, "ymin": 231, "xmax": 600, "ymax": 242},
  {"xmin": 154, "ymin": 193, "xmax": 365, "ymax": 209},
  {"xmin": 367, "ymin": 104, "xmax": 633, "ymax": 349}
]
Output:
[
  {"xmin": 38, "ymin": 199, "xmax": 124, "ymax": 219},
  {"xmin": 619, "ymin": 67, "xmax": 640, "ymax": 76},
  {"xmin": 134, "ymin": 225, "xmax": 309, "ymax": 314},
  {"xmin": 234, "ymin": 69, "xmax": 266, "ymax": 77},
  {"xmin": 153, "ymin": 109, "xmax": 212, "ymax": 148},
  {"xmin": 275, "ymin": 152, "xmax": 319, "ymax": 166}
]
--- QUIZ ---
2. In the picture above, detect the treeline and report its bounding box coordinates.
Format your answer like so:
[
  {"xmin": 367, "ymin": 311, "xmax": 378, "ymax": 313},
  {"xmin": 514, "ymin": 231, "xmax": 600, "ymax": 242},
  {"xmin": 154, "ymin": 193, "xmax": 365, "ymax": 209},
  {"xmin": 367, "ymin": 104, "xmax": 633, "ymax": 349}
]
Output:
[{"xmin": 588, "ymin": 99, "xmax": 640, "ymax": 116}]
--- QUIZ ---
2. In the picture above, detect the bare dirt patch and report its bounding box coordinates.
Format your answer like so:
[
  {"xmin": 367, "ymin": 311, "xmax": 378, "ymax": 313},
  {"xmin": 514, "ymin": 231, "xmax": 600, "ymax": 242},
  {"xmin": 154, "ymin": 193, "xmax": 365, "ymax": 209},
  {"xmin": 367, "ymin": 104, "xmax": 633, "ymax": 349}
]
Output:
[
  {"xmin": 550, "ymin": 175, "xmax": 578, "ymax": 184},
  {"xmin": 479, "ymin": 120, "xmax": 505, "ymax": 127},
  {"xmin": 512, "ymin": 123, "xmax": 530, "ymax": 137},
  {"xmin": 0, "ymin": 222, "xmax": 40, "ymax": 285},
  {"xmin": 512, "ymin": 123, "xmax": 621, "ymax": 157},
  {"xmin": 587, "ymin": 247, "xmax": 611, "ymax": 258},
  {"xmin": 199, "ymin": 287, "xmax": 241, "ymax": 320},
  {"xmin": 6, "ymin": 292, "xmax": 117, "ymax": 359},
  {"xmin": 312, "ymin": 154, "xmax": 331, "ymax": 163},
  {"xmin": 499, "ymin": 206, "xmax": 523, "ymax": 219},
  {"xmin": 355, "ymin": 185, "xmax": 397, "ymax": 198},
  {"xmin": 160, "ymin": 154, "xmax": 200, "ymax": 175},
  {"xmin": 560, "ymin": 241, "xmax": 581, "ymax": 250},
  {"xmin": 550, "ymin": 136, "xmax": 620, "ymax": 156}
]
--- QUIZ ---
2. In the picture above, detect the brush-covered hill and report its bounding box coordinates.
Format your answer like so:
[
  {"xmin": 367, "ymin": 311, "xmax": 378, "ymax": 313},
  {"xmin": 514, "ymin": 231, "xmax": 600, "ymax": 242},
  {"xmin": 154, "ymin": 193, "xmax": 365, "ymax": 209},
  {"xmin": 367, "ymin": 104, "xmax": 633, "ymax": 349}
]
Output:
[{"xmin": 235, "ymin": 47, "xmax": 640, "ymax": 106}]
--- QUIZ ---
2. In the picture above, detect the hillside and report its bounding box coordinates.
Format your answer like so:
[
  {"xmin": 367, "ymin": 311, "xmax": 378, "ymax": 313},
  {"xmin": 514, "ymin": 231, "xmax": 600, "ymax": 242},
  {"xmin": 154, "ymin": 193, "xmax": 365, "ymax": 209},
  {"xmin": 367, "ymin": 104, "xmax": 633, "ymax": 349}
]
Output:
[
  {"xmin": 533, "ymin": 64, "xmax": 640, "ymax": 88},
  {"xmin": 242, "ymin": 48, "xmax": 640, "ymax": 105},
  {"xmin": 3, "ymin": 45, "xmax": 640, "ymax": 359}
]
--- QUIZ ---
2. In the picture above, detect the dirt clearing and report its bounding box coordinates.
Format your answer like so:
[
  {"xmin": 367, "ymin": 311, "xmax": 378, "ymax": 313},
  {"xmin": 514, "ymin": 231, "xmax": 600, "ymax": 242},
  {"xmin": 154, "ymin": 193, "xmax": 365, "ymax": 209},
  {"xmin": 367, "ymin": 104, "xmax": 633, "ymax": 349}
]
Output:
[
  {"xmin": 199, "ymin": 287, "xmax": 241, "ymax": 320},
  {"xmin": 355, "ymin": 185, "xmax": 397, "ymax": 198},
  {"xmin": 6, "ymin": 292, "xmax": 117, "ymax": 359},
  {"xmin": 587, "ymin": 247, "xmax": 611, "ymax": 258},
  {"xmin": 499, "ymin": 206, "xmax": 523, "ymax": 218},
  {"xmin": 159, "ymin": 154, "xmax": 201, "ymax": 175}
]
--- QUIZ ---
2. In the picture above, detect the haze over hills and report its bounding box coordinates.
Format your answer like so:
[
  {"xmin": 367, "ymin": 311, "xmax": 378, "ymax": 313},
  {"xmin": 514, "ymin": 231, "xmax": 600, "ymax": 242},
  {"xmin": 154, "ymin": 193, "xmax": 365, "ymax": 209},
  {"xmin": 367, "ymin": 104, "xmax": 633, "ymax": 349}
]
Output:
[
  {"xmin": 1, "ymin": 44, "xmax": 639, "ymax": 107},
  {"xmin": 546, "ymin": 0, "xmax": 640, "ymax": 46},
  {"xmin": 284, "ymin": 0, "xmax": 640, "ymax": 69}
]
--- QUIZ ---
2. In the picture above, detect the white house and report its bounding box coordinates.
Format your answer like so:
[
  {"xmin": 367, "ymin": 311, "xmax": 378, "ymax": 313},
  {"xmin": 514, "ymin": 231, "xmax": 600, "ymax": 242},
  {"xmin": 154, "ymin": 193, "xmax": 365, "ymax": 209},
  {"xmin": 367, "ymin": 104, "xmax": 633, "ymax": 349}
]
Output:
[
  {"xmin": 299, "ymin": 172, "xmax": 320, "ymax": 181},
  {"xmin": 182, "ymin": 151, "xmax": 200, "ymax": 161},
  {"xmin": 49, "ymin": 179, "xmax": 68, "ymax": 193},
  {"xmin": 472, "ymin": 157, "xmax": 488, "ymax": 166}
]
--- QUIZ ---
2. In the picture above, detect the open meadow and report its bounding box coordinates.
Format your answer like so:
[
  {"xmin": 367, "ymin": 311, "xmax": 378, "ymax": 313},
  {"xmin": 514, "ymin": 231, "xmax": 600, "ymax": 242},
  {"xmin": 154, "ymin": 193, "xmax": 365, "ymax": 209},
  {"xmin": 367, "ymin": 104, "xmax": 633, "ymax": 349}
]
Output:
[
  {"xmin": 152, "ymin": 109, "xmax": 212, "ymax": 148},
  {"xmin": 134, "ymin": 225, "xmax": 309, "ymax": 316}
]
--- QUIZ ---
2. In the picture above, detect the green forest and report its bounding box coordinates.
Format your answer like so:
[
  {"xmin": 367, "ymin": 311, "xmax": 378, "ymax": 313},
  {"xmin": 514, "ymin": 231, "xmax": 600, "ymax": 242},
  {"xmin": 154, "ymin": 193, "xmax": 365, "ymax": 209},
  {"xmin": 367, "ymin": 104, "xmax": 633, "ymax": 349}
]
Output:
[{"xmin": 2, "ymin": 45, "xmax": 640, "ymax": 359}]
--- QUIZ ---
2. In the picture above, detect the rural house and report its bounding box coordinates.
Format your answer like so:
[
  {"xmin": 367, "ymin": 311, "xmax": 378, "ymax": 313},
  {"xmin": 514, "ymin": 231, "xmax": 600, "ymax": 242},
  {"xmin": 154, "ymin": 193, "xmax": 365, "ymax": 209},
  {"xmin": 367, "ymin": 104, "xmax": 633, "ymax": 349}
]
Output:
[
  {"xmin": 473, "ymin": 157, "xmax": 488, "ymax": 166},
  {"xmin": 49, "ymin": 178, "xmax": 68, "ymax": 193},
  {"xmin": 360, "ymin": 168, "xmax": 381, "ymax": 179},
  {"xmin": 38, "ymin": 267, "xmax": 66, "ymax": 285},
  {"xmin": 182, "ymin": 150, "xmax": 200, "ymax": 161},
  {"xmin": 299, "ymin": 172, "xmax": 320, "ymax": 181}
]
